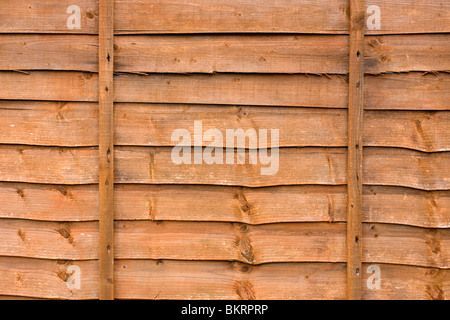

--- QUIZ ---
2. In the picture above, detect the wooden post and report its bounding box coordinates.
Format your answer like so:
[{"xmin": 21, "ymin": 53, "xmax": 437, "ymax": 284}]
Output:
[
  {"xmin": 347, "ymin": 0, "xmax": 365, "ymax": 300},
  {"xmin": 99, "ymin": 0, "xmax": 114, "ymax": 300}
]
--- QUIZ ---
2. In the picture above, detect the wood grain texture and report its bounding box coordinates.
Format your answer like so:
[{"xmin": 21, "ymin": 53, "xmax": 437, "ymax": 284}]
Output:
[
  {"xmin": 2, "ymin": 71, "xmax": 447, "ymax": 110},
  {"xmin": 2, "ymin": 1, "xmax": 449, "ymax": 34},
  {"xmin": 363, "ymin": 148, "xmax": 450, "ymax": 191},
  {"xmin": 0, "ymin": 71, "xmax": 98, "ymax": 102},
  {"xmin": 2, "ymin": 102, "xmax": 449, "ymax": 152},
  {"xmin": 363, "ymin": 224, "xmax": 449, "ymax": 269},
  {"xmin": 0, "ymin": 0, "xmax": 99, "ymax": 34},
  {"xmin": 0, "ymin": 219, "xmax": 346, "ymax": 263},
  {"xmin": 0, "ymin": 258, "xmax": 98, "ymax": 300},
  {"xmin": 114, "ymin": 73, "xmax": 348, "ymax": 108},
  {"xmin": 365, "ymin": 73, "xmax": 450, "ymax": 110},
  {"xmin": 0, "ymin": 220, "xmax": 448, "ymax": 268},
  {"xmin": 365, "ymin": 34, "xmax": 450, "ymax": 74},
  {"xmin": 364, "ymin": 110, "xmax": 450, "ymax": 152},
  {"xmin": 1, "ymin": 258, "xmax": 448, "ymax": 300},
  {"xmin": 98, "ymin": 0, "xmax": 115, "ymax": 300},
  {"xmin": 0, "ymin": 146, "xmax": 448, "ymax": 190},
  {"xmin": 362, "ymin": 264, "xmax": 449, "ymax": 300},
  {"xmin": 1, "ymin": 183, "xmax": 448, "ymax": 229},
  {"xmin": 347, "ymin": 0, "xmax": 365, "ymax": 299},
  {"xmin": 3, "ymin": 34, "xmax": 449, "ymax": 74},
  {"xmin": 0, "ymin": 35, "xmax": 98, "ymax": 72},
  {"xmin": 114, "ymin": 35, "xmax": 348, "ymax": 74}
]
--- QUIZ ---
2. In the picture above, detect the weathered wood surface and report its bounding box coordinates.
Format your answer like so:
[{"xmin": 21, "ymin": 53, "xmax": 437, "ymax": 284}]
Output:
[
  {"xmin": 365, "ymin": 73, "xmax": 450, "ymax": 110},
  {"xmin": 98, "ymin": 0, "xmax": 115, "ymax": 300},
  {"xmin": 365, "ymin": 34, "xmax": 450, "ymax": 74},
  {"xmin": 0, "ymin": 146, "xmax": 348, "ymax": 186},
  {"xmin": 363, "ymin": 148, "xmax": 450, "ymax": 191},
  {"xmin": 2, "ymin": 102, "xmax": 449, "ymax": 152},
  {"xmin": 1, "ymin": 71, "xmax": 448, "ymax": 110},
  {"xmin": 114, "ymin": 35, "xmax": 348, "ymax": 74},
  {"xmin": 0, "ymin": 35, "xmax": 98, "ymax": 72},
  {"xmin": 0, "ymin": 258, "xmax": 447, "ymax": 300},
  {"xmin": 0, "ymin": 219, "xmax": 347, "ymax": 263},
  {"xmin": 363, "ymin": 224, "xmax": 449, "ymax": 269},
  {"xmin": 2, "ymin": 34, "xmax": 449, "ymax": 74},
  {"xmin": 0, "ymin": 257, "xmax": 348, "ymax": 300},
  {"xmin": 0, "ymin": 220, "xmax": 448, "ymax": 268},
  {"xmin": 2, "ymin": 0, "xmax": 449, "ymax": 34},
  {"xmin": 1, "ymin": 184, "xmax": 449, "ymax": 229},
  {"xmin": 362, "ymin": 264, "xmax": 449, "ymax": 300},
  {"xmin": 0, "ymin": 146, "xmax": 448, "ymax": 190},
  {"xmin": 347, "ymin": 0, "xmax": 365, "ymax": 298}
]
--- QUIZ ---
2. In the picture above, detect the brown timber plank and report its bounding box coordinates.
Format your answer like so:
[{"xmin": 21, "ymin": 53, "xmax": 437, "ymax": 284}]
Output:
[
  {"xmin": 347, "ymin": 0, "xmax": 365, "ymax": 300},
  {"xmin": 1, "ymin": 72, "xmax": 449, "ymax": 110},
  {"xmin": 362, "ymin": 263, "xmax": 449, "ymax": 300},
  {"xmin": 1, "ymin": 184, "xmax": 449, "ymax": 229},
  {"xmin": 98, "ymin": 0, "xmax": 114, "ymax": 301},
  {"xmin": 0, "ymin": 146, "xmax": 448, "ymax": 189},
  {"xmin": 365, "ymin": 34, "xmax": 450, "ymax": 74},
  {"xmin": 2, "ymin": 102, "xmax": 450, "ymax": 152},
  {"xmin": 3, "ymin": 34, "xmax": 450, "ymax": 74},
  {"xmin": 0, "ymin": 220, "xmax": 448, "ymax": 268}
]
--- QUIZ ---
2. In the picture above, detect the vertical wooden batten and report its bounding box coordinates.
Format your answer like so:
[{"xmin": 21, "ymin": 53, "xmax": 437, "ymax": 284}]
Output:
[
  {"xmin": 98, "ymin": 0, "xmax": 115, "ymax": 300},
  {"xmin": 347, "ymin": 0, "xmax": 365, "ymax": 300}
]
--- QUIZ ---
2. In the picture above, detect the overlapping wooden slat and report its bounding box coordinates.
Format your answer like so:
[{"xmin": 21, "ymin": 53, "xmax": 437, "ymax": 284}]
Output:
[
  {"xmin": 363, "ymin": 224, "xmax": 449, "ymax": 269},
  {"xmin": 0, "ymin": 219, "xmax": 347, "ymax": 263},
  {"xmin": 0, "ymin": 258, "xmax": 98, "ymax": 300},
  {"xmin": 114, "ymin": 35, "xmax": 348, "ymax": 74},
  {"xmin": 0, "ymin": 220, "xmax": 448, "ymax": 268},
  {"xmin": 362, "ymin": 264, "xmax": 449, "ymax": 300},
  {"xmin": 2, "ymin": 0, "xmax": 449, "ymax": 35},
  {"xmin": 1, "ymin": 257, "xmax": 447, "ymax": 300},
  {"xmin": 2, "ymin": 34, "xmax": 450, "ymax": 75},
  {"xmin": 0, "ymin": 35, "xmax": 98, "ymax": 72},
  {"xmin": 0, "ymin": 184, "xmax": 347, "ymax": 223},
  {"xmin": 365, "ymin": 73, "xmax": 450, "ymax": 110},
  {"xmin": 2, "ymin": 71, "xmax": 448, "ymax": 110},
  {"xmin": 2, "ymin": 102, "xmax": 450, "ymax": 152},
  {"xmin": 0, "ymin": 146, "xmax": 448, "ymax": 189},
  {"xmin": 365, "ymin": 34, "xmax": 450, "ymax": 74},
  {"xmin": 363, "ymin": 148, "xmax": 450, "ymax": 191},
  {"xmin": 1, "ymin": 183, "xmax": 449, "ymax": 229},
  {"xmin": 0, "ymin": 146, "xmax": 348, "ymax": 186}
]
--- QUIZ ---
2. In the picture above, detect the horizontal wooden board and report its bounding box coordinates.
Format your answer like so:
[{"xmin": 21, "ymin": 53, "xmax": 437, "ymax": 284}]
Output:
[
  {"xmin": 1, "ymin": 183, "xmax": 449, "ymax": 229},
  {"xmin": 114, "ymin": 35, "xmax": 348, "ymax": 74},
  {"xmin": 363, "ymin": 186, "xmax": 450, "ymax": 229},
  {"xmin": 0, "ymin": 35, "xmax": 98, "ymax": 72},
  {"xmin": 0, "ymin": 258, "xmax": 348, "ymax": 300},
  {"xmin": 0, "ymin": 0, "xmax": 99, "ymax": 34},
  {"xmin": 0, "ymin": 71, "xmax": 98, "ymax": 102},
  {"xmin": 1, "ymin": 258, "xmax": 449, "ymax": 299},
  {"xmin": 362, "ymin": 263, "xmax": 450, "ymax": 300},
  {"xmin": 0, "ymin": 146, "xmax": 448, "ymax": 190},
  {"xmin": 2, "ymin": 0, "xmax": 449, "ymax": 35},
  {"xmin": 365, "ymin": 34, "xmax": 450, "ymax": 74},
  {"xmin": 0, "ymin": 219, "xmax": 346, "ymax": 263},
  {"xmin": 1, "ymin": 220, "xmax": 448, "ymax": 268},
  {"xmin": 363, "ymin": 148, "xmax": 450, "ymax": 191},
  {"xmin": 0, "ymin": 102, "xmax": 347, "ymax": 147},
  {"xmin": 2, "ymin": 71, "xmax": 448, "ymax": 110},
  {"xmin": 3, "ymin": 34, "xmax": 449, "ymax": 75},
  {"xmin": 2, "ymin": 101, "xmax": 450, "ymax": 152},
  {"xmin": 363, "ymin": 224, "xmax": 449, "ymax": 269},
  {"xmin": 364, "ymin": 110, "xmax": 450, "ymax": 152},
  {"xmin": 0, "ymin": 146, "xmax": 348, "ymax": 186},
  {"xmin": 365, "ymin": 73, "xmax": 450, "ymax": 110}
]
